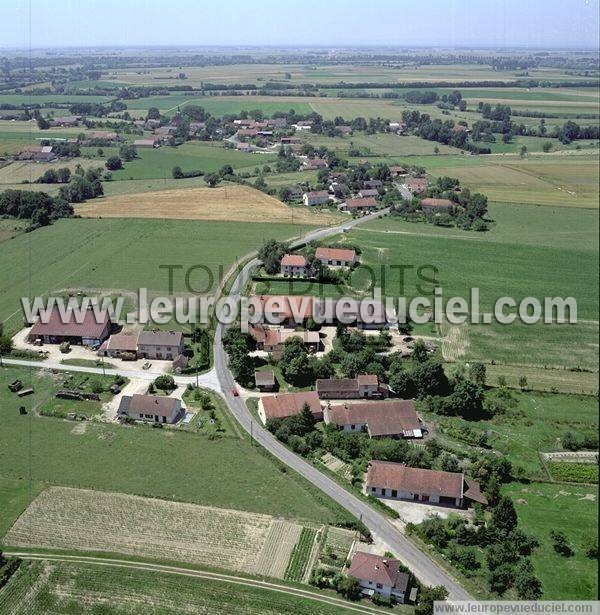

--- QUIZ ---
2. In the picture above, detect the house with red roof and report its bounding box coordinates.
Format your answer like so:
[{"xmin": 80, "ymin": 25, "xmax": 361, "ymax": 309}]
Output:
[
  {"xmin": 280, "ymin": 254, "xmax": 309, "ymax": 277},
  {"xmin": 27, "ymin": 308, "xmax": 111, "ymax": 346},
  {"xmin": 258, "ymin": 391, "xmax": 323, "ymax": 424},
  {"xmin": 365, "ymin": 461, "xmax": 487, "ymax": 508},
  {"xmin": 346, "ymin": 551, "xmax": 411, "ymax": 601}
]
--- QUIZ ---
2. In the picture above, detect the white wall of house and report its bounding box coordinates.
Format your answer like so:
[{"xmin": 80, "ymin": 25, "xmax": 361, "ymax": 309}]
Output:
[
  {"xmin": 367, "ymin": 485, "xmax": 461, "ymax": 507},
  {"xmin": 358, "ymin": 579, "xmax": 392, "ymax": 597}
]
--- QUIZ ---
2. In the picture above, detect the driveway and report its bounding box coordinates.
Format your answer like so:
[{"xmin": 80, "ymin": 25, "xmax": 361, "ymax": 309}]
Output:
[{"xmin": 102, "ymin": 378, "xmax": 148, "ymax": 422}]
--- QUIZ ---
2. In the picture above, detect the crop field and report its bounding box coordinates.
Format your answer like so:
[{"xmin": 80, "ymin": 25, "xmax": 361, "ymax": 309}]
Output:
[
  {"xmin": 547, "ymin": 462, "xmax": 599, "ymax": 484},
  {"xmin": 0, "ymin": 94, "xmax": 112, "ymax": 106},
  {"xmin": 504, "ymin": 482, "xmax": 598, "ymax": 600},
  {"xmin": 0, "ymin": 217, "xmax": 313, "ymax": 332},
  {"xmin": 5, "ymin": 487, "xmax": 280, "ymax": 573},
  {"xmin": 0, "ymin": 560, "xmax": 363, "ymax": 615},
  {"xmin": 0, "ymin": 366, "xmax": 351, "ymax": 525},
  {"xmin": 429, "ymin": 155, "xmax": 599, "ymax": 209},
  {"xmin": 254, "ymin": 520, "xmax": 304, "ymax": 579},
  {"xmin": 0, "ymin": 157, "xmax": 103, "ymax": 185},
  {"xmin": 318, "ymin": 526, "xmax": 355, "ymax": 572},
  {"xmin": 76, "ymin": 184, "xmax": 344, "ymax": 225},
  {"xmin": 284, "ymin": 527, "xmax": 318, "ymax": 582}
]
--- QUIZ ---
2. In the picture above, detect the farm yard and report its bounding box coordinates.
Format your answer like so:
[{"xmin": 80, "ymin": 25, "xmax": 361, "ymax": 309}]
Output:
[{"xmin": 76, "ymin": 184, "xmax": 344, "ymax": 225}]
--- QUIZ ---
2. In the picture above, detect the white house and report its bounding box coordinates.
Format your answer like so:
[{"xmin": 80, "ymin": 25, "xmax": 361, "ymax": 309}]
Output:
[{"xmin": 346, "ymin": 552, "xmax": 410, "ymax": 601}]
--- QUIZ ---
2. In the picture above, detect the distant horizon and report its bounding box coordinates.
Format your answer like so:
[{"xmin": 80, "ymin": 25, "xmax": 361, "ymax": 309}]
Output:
[
  {"xmin": 1, "ymin": 44, "xmax": 599, "ymax": 53},
  {"xmin": 1, "ymin": 0, "xmax": 598, "ymax": 51}
]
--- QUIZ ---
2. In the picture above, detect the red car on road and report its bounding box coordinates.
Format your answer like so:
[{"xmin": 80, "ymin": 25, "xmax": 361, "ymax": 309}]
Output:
[{"xmin": 230, "ymin": 387, "xmax": 239, "ymax": 397}]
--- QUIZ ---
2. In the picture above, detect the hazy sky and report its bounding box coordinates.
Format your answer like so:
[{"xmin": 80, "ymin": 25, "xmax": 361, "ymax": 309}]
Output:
[{"xmin": 2, "ymin": 0, "xmax": 599, "ymax": 50}]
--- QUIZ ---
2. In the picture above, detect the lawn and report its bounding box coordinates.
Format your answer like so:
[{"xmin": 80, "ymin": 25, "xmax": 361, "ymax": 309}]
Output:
[
  {"xmin": 0, "ymin": 365, "xmax": 351, "ymax": 529},
  {"xmin": 0, "ymin": 559, "xmax": 363, "ymax": 614},
  {"xmin": 503, "ymin": 482, "xmax": 598, "ymax": 600},
  {"xmin": 0, "ymin": 217, "xmax": 313, "ymax": 333},
  {"xmin": 428, "ymin": 390, "xmax": 599, "ymax": 479}
]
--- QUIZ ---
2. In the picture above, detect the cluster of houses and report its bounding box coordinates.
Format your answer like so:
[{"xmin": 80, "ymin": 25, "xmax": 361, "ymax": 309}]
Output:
[
  {"xmin": 254, "ymin": 386, "xmax": 487, "ymax": 513},
  {"xmin": 301, "ymin": 178, "xmax": 383, "ymax": 213}
]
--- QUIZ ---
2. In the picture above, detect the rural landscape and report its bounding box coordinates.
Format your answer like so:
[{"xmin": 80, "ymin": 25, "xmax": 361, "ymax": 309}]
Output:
[{"xmin": 0, "ymin": 1, "xmax": 598, "ymax": 613}]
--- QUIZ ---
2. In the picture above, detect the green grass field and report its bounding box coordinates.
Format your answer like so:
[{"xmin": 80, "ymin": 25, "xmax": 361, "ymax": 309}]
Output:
[
  {"xmin": 429, "ymin": 391, "xmax": 599, "ymax": 479},
  {"xmin": 122, "ymin": 94, "xmax": 313, "ymax": 117},
  {"xmin": 0, "ymin": 559, "xmax": 362, "ymax": 614},
  {"xmin": 107, "ymin": 141, "xmax": 277, "ymax": 180},
  {"xmin": 0, "ymin": 365, "xmax": 351, "ymax": 533},
  {"xmin": 504, "ymin": 482, "xmax": 598, "ymax": 600},
  {"xmin": 0, "ymin": 217, "xmax": 312, "ymax": 333}
]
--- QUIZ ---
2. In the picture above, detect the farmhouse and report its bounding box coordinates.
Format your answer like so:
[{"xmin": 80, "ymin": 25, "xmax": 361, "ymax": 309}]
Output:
[
  {"xmin": 280, "ymin": 136, "xmax": 300, "ymax": 145},
  {"xmin": 248, "ymin": 324, "xmax": 320, "ymax": 354},
  {"xmin": 236, "ymin": 142, "xmax": 251, "ymax": 151},
  {"xmin": 347, "ymin": 551, "xmax": 410, "ymax": 601},
  {"xmin": 405, "ymin": 178, "xmax": 428, "ymax": 195},
  {"xmin": 236, "ymin": 128, "xmax": 259, "ymax": 138},
  {"xmin": 388, "ymin": 121, "xmax": 407, "ymax": 134},
  {"xmin": 363, "ymin": 180, "xmax": 383, "ymax": 190},
  {"xmin": 118, "ymin": 393, "xmax": 182, "ymax": 424},
  {"xmin": 258, "ymin": 391, "xmax": 323, "ymax": 424},
  {"xmin": 365, "ymin": 461, "xmax": 487, "ymax": 508},
  {"xmin": 287, "ymin": 186, "xmax": 303, "ymax": 199},
  {"xmin": 420, "ymin": 197, "xmax": 453, "ymax": 213},
  {"xmin": 303, "ymin": 190, "xmax": 330, "ymax": 206},
  {"xmin": 137, "ymin": 330, "xmax": 184, "ymax": 360},
  {"xmin": 27, "ymin": 308, "xmax": 111, "ymax": 346},
  {"xmin": 292, "ymin": 120, "xmax": 313, "ymax": 130},
  {"xmin": 134, "ymin": 137, "xmax": 160, "ymax": 148},
  {"xmin": 255, "ymin": 370, "xmax": 276, "ymax": 392},
  {"xmin": 340, "ymin": 197, "xmax": 377, "ymax": 212},
  {"xmin": 389, "ymin": 166, "xmax": 407, "ymax": 177},
  {"xmin": 324, "ymin": 400, "xmax": 422, "ymax": 439},
  {"xmin": 315, "ymin": 247, "xmax": 356, "ymax": 267},
  {"xmin": 17, "ymin": 145, "xmax": 56, "ymax": 162},
  {"xmin": 302, "ymin": 158, "xmax": 328, "ymax": 170},
  {"xmin": 358, "ymin": 188, "xmax": 379, "ymax": 198},
  {"xmin": 49, "ymin": 115, "xmax": 81, "ymax": 127},
  {"xmin": 316, "ymin": 374, "xmax": 387, "ymax": 399},
  {"xmin": 97, "ymin": 331, "xmax": 138, "ymax": 359},
  {"xmin": 154, "ymin": 126, "xmax": 177, "ymax": 137},
  {"xmin": 250, "ymin": 295, "xmax": 388, "ymax": 330},
  {"xmin": 280, "ymin": 254, "xmax": 309, "ymax": 277},
  {"xmin": 86, "ymin": 130, "xmax": 119, "ymax": 142}
]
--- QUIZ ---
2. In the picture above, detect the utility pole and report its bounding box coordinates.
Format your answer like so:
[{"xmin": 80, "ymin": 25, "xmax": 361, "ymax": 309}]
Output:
[
  {"xmin": 101, "ymin": 355, "xmax": 106, "ymax": 377},
  {"xmin": 250, "ymin": 420, "xmax": 253, "ymax": 446}
]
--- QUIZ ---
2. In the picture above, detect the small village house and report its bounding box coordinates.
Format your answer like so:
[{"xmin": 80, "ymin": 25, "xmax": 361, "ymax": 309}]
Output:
[
  {"xmin": 324, "ymin": 400, "xmax": 423, "ymax": 439},
  {"xmin": 365, "ymin": 461, "xmax": 487, "ymax": 508},
  {"xmin": 280, "ymin": 254, "xmax": 309, "ymax": 277},
  {"xmin": 258, "ymin": 391, "xmax": 323, "ymax": 424},
  {"xmin": 340, "ymin": 197, "xmax": 377, "ymax": 212},
  {"xmin": 137, "ymin": 331, "xmax": 184, "ymax": 360},
  {"xmin": 315, "ymin": 247, "xmax": 356, "ymax": 267},
  {"xmin": 133, "ymin": 137, "xmax": 160, "ymax": 148},
  {"xmin": 357, "ymin": 188, "xmax": 379, "ymax": 198},
  {"xmin": 346, "ymin": 551, "xmax": 410, "ymax": 601},
  {"xmin": 420, "ymin": 197, "xmax": 454, "ymax": 214},
  {"xmin": 316, "ymin": 375, "xmax": 387, "ymax": 399},
  {"xmin": 118, "ymin": 394, "xmax": 182, "ymax": 424},
  {"xmin": 405, "ymin": 177, "xmax": 428, "ymax": 195},
  {"xmin": 303, "ymin": 190, "xmax": 330, "ymax": 206},
  {"xmin": 97, "ymin": 331, "xmax": 139, "ymax": 359},
  {"xmin": 255, "ymin": 370, "xmax": 276, "ymax": 392}
]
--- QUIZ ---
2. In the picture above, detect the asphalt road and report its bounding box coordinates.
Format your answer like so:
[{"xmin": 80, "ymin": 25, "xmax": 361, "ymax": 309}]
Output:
[{"xmin": 212, "ymin": 209, "xmax": 472, "ymax": 600}]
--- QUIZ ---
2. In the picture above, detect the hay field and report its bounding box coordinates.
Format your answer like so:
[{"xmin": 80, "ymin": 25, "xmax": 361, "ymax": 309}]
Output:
[
  {"xmin": 0, "ymin": 158, "xmax": 103, "ymax": 185},
  {"xmin": 4, "ymin": 487, "xmax": 303, "ymax": 575},
  {"xmin": 76, "ymin": 184, "xmax": 344, "ymax": 225}
]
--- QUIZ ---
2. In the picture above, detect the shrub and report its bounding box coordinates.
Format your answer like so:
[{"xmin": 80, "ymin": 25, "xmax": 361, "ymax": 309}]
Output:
[{"xmin": 154, "ymin": 375, "xmax": 176, "ymax": 391}]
